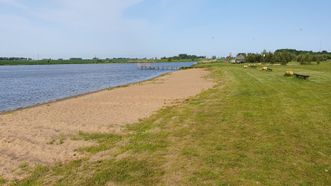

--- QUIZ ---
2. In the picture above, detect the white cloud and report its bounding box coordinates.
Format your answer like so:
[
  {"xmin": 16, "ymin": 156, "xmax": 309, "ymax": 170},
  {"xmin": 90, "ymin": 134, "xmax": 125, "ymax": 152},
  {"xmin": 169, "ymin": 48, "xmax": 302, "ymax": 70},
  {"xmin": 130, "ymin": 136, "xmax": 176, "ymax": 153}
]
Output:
[
  {"xmin": 39, "ymin": 0, "xmax": 143, "ymax": 27},
  {"xmin": 1, "ymin": 0, "xmax": 144, "ymax": 29},
  {"xmin": 0, "ymin": 0, "xmax": 156, "ymax": 58}
]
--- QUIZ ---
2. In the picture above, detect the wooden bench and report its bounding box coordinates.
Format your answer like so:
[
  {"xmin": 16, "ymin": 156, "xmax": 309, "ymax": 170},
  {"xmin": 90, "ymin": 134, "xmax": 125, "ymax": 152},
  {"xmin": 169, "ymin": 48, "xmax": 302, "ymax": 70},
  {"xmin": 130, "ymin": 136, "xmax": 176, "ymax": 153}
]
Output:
[{"xmin": 294, "ymin": 73, "xmax": 310, "ymax": 80}]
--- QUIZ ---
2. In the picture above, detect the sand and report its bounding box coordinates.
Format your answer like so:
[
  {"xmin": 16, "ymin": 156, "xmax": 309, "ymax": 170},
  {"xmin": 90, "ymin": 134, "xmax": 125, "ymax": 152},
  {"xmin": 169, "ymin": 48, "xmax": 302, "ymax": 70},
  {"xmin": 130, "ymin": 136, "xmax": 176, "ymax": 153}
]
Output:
[{"xmin": 0, "ymin": 68, "xmax": 214, "ymax": 179}]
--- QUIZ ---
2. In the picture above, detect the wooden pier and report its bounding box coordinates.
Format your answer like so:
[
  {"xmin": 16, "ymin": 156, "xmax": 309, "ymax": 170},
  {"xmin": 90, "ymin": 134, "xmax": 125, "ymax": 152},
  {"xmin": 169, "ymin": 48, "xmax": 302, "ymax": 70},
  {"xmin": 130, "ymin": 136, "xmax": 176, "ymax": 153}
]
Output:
[{"xmin": 137, "ymin": 64, "xmax": 181, "ymax": 71}]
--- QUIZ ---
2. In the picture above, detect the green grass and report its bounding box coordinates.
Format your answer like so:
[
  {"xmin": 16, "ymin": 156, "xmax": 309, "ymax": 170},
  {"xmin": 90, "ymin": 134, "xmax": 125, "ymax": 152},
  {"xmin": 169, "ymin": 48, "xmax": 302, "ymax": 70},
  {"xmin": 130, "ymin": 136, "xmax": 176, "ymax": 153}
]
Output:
[
  {"xmin": 12, "ymin": 62, "xmax": 331, "ymax": 185},
  {"xmin": 0, "ymin": 176, "xmax": 6, "ymax": 185},
  {"xmin": 13, "ymin": 159, "xmax": 162, "ymax": 186},
  {"xmin": 76, "ymin": 132, "xmax": 122, "ymax": 154}
]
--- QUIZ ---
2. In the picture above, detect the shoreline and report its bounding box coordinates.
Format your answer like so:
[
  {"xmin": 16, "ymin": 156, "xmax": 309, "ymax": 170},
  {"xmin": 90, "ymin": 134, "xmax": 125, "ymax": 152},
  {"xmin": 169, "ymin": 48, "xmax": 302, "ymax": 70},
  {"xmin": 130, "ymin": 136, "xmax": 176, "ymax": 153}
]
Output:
[
  {"xmin": 0, "ymin": 71, "xmax": 173, "ymax": 115},
  {"xmin": 0, "ymin": 61, "xmax": 197, "ymax": 66},
  {"xmin": 0, "ymin": 68, "xmax": 214, "ymax": 180}
]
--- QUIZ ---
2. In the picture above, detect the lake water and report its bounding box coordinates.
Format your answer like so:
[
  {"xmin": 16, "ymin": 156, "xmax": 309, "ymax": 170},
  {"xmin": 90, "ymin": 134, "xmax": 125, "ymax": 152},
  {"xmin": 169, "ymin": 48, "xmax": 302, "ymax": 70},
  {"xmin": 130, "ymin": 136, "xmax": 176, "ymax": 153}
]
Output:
[{"xmin": 0, "ymin": 62, "xmax": 194, "ymax": 112}]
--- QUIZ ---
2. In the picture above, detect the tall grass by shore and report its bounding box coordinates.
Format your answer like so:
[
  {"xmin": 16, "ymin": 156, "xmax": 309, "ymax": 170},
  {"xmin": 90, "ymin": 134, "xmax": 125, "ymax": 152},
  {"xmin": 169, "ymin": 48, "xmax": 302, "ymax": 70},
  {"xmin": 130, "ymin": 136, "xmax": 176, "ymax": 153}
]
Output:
[{"xmin": 7, "ymin": 62, "xmax": 331, "ymax": 185}]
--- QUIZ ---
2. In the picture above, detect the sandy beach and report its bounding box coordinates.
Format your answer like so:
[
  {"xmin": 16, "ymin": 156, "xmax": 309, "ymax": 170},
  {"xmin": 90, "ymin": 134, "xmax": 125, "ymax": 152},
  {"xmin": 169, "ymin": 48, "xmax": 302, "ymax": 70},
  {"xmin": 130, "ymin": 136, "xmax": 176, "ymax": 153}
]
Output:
[{"xmin": 0, "ymin": 68, "xmax": 214, "ymax": 179}]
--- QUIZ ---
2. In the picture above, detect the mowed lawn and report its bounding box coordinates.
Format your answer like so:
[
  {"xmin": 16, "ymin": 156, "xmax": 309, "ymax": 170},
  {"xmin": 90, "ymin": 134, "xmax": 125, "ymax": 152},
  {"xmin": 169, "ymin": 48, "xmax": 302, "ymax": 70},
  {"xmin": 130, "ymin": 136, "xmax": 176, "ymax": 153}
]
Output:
[{"xmin": 8, "ymin": 62, "xmax": 331, "ymax": 185}]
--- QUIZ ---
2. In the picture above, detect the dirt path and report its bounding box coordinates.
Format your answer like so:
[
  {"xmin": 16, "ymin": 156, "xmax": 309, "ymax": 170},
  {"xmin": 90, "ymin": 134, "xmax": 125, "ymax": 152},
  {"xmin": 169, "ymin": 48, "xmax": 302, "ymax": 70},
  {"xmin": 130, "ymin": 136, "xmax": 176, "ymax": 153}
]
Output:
[{"xmin": 0, "ymin": 68, "xmax": 214, "ymax": 179}]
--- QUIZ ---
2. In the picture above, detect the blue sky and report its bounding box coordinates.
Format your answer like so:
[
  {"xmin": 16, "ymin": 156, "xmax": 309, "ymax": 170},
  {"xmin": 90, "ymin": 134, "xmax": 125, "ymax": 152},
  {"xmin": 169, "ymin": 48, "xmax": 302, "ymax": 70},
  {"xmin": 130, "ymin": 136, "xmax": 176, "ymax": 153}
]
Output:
[{"xmin": 0, "ymin": 0, "xmax": 330, "ymax": 59}]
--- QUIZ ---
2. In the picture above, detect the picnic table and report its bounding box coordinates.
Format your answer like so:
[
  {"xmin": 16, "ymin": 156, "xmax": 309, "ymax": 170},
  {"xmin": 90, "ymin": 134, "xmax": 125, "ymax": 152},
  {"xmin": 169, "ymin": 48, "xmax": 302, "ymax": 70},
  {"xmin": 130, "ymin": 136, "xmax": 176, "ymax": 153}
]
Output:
[{"xmin": 294, "ymin": 73, "xmax": 310, "ymax": 80}]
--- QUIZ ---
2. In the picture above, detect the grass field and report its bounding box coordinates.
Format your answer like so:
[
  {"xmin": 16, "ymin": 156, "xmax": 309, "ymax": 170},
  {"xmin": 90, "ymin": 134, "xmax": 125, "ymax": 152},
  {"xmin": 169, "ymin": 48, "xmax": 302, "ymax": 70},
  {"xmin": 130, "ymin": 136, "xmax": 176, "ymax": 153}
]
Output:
[{"xmin": 5, "ymin": 62, "xmax": 331, "ymax": 185}]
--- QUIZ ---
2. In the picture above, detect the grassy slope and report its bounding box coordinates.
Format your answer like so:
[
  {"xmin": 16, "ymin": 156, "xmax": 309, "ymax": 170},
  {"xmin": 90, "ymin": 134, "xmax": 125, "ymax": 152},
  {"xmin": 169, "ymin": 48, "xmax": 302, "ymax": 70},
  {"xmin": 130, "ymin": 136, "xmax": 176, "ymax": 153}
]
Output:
[{"xmin": 8, "ymin": 63, "xmax": 331, "ymax": 185}]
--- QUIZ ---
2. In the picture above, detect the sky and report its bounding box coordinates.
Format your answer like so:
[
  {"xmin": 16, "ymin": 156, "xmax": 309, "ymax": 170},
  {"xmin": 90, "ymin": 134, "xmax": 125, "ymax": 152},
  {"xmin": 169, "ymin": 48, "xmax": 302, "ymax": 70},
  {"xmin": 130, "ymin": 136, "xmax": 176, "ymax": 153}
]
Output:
[{"xmin": 0, "ymin": 0, "xmax": 330, "ymax": 59}]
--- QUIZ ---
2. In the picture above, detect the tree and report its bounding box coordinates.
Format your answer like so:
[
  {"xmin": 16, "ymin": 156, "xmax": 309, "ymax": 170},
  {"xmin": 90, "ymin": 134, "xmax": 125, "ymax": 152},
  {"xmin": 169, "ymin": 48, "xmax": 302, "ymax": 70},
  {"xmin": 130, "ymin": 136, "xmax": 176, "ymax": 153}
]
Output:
[
  {"xmin": 246, "ymin": 53, "xmax": 262, "ymax": 63},
  {"xmin": 273, "ymin": 52, "xmax": 294, "ymax": 65},
  {"xmin": 262, "ymin": 52, "xmax": 274, "ymax": 63}
]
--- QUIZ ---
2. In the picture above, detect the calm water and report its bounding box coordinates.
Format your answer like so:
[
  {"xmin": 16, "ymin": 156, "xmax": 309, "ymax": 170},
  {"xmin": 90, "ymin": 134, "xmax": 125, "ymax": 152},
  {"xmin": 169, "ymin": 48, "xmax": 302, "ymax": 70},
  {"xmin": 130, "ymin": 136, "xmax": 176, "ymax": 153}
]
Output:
[{"xmin": 0, "ymin": 62, "xmax": 194, "ymax": 112}]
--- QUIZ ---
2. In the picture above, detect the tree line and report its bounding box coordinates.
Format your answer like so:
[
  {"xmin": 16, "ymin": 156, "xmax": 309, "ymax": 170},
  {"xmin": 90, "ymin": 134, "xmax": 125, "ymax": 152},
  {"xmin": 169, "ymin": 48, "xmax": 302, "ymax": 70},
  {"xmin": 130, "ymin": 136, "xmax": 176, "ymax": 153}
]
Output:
[
  {"xmin": 0, "ymin": 57, "xmax": 32, "ymax": 61},
  {"xmin": 238, "ymin": 49, "xmax": 331, "ymax": 65},
  {"xmin": 0, "ymin": 54, "xmax": 206, "ymax": 65},
  {"xmin": 161, "ymin": 54, "xmax": 206, "ymax": 62}
]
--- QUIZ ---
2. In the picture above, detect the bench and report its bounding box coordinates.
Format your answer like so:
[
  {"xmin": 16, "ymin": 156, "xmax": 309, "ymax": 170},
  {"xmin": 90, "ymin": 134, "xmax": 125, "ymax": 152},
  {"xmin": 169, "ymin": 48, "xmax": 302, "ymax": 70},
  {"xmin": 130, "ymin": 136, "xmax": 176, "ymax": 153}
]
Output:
[{"xmin": 294, "ymin": 73, "xmax": 310, "ymax": 80}]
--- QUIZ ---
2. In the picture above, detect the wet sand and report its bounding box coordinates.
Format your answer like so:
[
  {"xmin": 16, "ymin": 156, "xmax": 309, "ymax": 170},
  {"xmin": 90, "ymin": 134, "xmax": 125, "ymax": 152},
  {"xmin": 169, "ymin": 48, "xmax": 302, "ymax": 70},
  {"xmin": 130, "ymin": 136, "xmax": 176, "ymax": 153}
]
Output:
[{"xmin": 0, "ymin": 68, "xmax": 214, "ymax": 179}]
